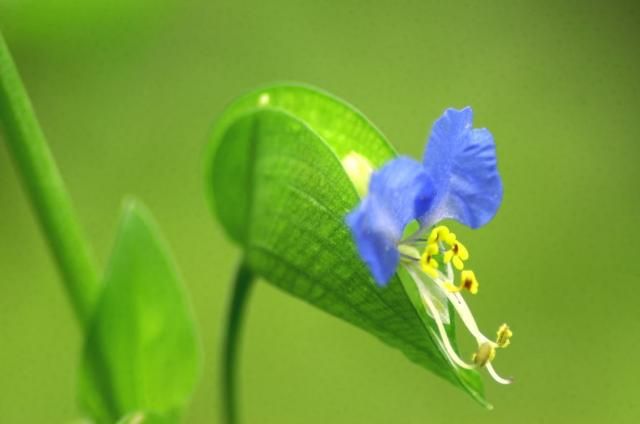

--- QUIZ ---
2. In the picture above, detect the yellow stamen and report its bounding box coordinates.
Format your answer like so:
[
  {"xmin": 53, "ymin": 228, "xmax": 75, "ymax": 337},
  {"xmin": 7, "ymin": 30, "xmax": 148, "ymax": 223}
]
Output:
[
  {"xmin": 443, "ymin": 240, "xmax": 469, "ymax": 270},
  {"xmin": 461, "ymin": 270, "xmax": 479, "ymax": 294},
  {"xmin": 425, "ymin": 242, "xmax": 439, "ymax": 256},
  {"xmin": 453, "ymin": 255, "xmax": 464, "ymax": 270},
  {"xmin": 428, "ymin": 225, "xmax": 457, "ymax": 245},
  {"xmin": 496, "ymin": 323, "xmax": 512, "ymax": 348},
  {"xmin": 455, "ymin": 241, "xmax": 469, "ymax": 260},
  {"xmin": 445, "ymin": 270, "xmax": 479, "ymax": 294},
  {"xmin": 420, "ymin": 243, "xmax": 440, "ymax": 278},
  {"xmin": 472, "ymin": 342, "xmax": 496, "ymax": 367}
]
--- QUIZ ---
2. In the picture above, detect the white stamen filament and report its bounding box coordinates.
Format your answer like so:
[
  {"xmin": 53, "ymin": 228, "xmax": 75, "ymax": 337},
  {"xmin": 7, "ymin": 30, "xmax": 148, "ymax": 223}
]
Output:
[
  {"xmin": 408, "ymin": 268, "xmax": 474, "ymax": 369},
  {"xmin": 402, "ymin": 231, "xmax": 513, "ymax": 385},
  {"xmin": 486, "ymin": 362, "xmax": 513, "ymax": 385},
  {"xmin": 438, "ymin": 262, "xmax": 493, "ymax": 345}
]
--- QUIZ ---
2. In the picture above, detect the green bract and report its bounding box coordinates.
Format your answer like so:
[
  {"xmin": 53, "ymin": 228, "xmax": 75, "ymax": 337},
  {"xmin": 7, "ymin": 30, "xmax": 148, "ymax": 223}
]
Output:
[
  {"xmin": 206, "ymin": 83, "xmax": 489, "ymax": 406},
  {"xmin": 79, "ymin": 201, "xmax": 201, "ymax": 423}
]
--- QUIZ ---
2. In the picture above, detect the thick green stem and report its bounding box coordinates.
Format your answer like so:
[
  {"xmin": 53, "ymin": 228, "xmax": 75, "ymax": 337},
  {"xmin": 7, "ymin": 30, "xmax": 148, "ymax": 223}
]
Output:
[
  {"xmin": 221, "ymin": 261, "xmax": 254, "ymax": 424},
  {"xmin": 0, "ymin": 31, "xmax": 99, "ymax": 326}
]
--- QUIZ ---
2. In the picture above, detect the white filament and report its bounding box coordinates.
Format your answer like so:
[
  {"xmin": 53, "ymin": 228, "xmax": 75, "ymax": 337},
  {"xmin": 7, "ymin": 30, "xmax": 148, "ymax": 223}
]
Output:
[
  {"xmin": 408, "ymin": 267, "xmax": 474, "ymax": 369},
  {"xmin": 486, "ymin": 362, "xmax": 513, "ymax": 385}
]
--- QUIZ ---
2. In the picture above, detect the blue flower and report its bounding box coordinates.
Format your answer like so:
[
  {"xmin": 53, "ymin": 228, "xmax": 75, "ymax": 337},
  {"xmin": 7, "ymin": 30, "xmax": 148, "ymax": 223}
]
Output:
[
  {"xmin": 346, "ymin": 107, "xmax": 502, "ymax": 286},
  {"xmin": 421, "ymin": 107, "xmax": 503, "ymax": 229},
  {"xmin": 345, "ymin": 107, "xmax": 512, "ymax": 385},
  {"xmin": 345, "ymin": 157, "xmax": 435, "ymax": 284}
]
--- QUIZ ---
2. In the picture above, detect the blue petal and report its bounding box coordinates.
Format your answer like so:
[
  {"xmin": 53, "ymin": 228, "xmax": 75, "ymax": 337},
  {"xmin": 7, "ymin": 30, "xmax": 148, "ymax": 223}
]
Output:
[
  {"xmin": 421, "ymin": 107, "xmax": 503, "ymax": 228},
  {"xmin": 346, "ymin": 157, "xmax": 435, "ymax": 286}
]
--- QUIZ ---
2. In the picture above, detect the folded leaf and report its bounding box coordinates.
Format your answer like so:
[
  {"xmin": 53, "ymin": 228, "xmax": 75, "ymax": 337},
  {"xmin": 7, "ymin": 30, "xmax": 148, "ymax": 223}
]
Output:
[
  {"xmin": 206, "ymin": 84, "xmax": 488, "ymax": 405},
  {"xmin": 79, "ymin": 200, "xmax": 201, "ymax": 423}
]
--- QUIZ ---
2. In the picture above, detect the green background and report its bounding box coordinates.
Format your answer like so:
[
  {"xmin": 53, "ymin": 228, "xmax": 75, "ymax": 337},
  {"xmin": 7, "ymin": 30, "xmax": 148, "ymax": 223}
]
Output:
[{"xmin": 1, "ymin": 0, "xmax": 638, "ymax": 422}]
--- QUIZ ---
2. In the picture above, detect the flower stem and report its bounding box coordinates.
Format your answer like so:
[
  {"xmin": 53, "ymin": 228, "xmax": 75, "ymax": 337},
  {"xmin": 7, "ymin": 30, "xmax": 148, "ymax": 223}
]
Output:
[
  {"xmin": 221, "ymin": 261, "xmax": 254, "ymax": 424},
  {"xmin": 0, "ymin": 31, "xmax": 99, "ymax": 326}
]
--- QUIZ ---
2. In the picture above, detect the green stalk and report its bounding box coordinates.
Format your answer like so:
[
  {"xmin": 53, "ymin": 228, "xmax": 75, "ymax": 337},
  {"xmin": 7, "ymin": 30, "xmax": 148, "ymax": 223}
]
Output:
[
  {"xmin": 0, "ymin": 31, "xmax": 99, "ymax": 326},
  {"xmin": 221, "ymin": 261, "xmax": 254, "ymax": 424}
]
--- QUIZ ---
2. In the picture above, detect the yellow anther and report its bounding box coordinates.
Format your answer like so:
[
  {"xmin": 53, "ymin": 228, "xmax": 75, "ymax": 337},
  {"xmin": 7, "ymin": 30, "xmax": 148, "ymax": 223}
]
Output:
[
  {"xmin": 420, "ymin": 243, "xmax": 440, "ymax": 278},
  {"xmin": 428, "ymin": 225, "xmax": 457, "ymax": 245},
  {"xmin": 461, "ymin": 270, "xmax": 479, "ymax": 294},
  {"xmin": 456, "ymin": 241, "xmax": 469, "ymax": 260},
  {"xmin": 445, "ymin": 270, "xmax": 479, "ymax": 294},
  {"xmin": 444, "ymin": 232, "xmax": 457, "ymax": 245},
  {"xmin": 424, "ymin": 242, "xmax": 438, "ymax": 256},
  {"xmin": 472, "ymin": 342, "xmax": 496, "ymax": 367},
  {"xmin": 421, "ymin": 258, "xmax": 439, "ymax": 278},
  {"xmin": 443, "ymin": 240, "xmax": 469, "ymax": 270},
  {"xmin": 427, "ymin": 226, "xmax": 443, "ymax": 243},
  {"xmin": 496, "ymin": 324, "xmax": 512, "ymax": 348}
]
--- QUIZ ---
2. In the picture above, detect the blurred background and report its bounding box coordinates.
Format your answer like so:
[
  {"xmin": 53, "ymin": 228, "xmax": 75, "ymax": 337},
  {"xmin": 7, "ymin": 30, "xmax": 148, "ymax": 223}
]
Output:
[{"xmin": 1, "ymin": 0, "xmax": 639, "ymax": 422}]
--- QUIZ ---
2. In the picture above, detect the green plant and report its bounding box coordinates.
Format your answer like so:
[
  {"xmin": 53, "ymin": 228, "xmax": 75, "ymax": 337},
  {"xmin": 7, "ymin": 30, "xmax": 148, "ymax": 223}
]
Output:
[
  {"xmin": 1, "ymin": 28, "xmax": 510, "ymax": 424},
  {"xmin": 207, "ymin": 85, "xmax": 511, "ymax": 423},
  {"xmin": 0, "ymin": 31, "xmax": 200, "ymax": 423}
]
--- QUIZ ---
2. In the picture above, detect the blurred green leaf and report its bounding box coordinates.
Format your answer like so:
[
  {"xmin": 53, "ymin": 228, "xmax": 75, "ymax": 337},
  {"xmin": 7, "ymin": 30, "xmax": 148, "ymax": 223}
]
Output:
[
  {"xmin": 206, "ymin": 83, "xmax": 487, "ymax": 405},
  {"xmin": 79, "ymin": 200, "xmax": 200, "ymax": 423}
]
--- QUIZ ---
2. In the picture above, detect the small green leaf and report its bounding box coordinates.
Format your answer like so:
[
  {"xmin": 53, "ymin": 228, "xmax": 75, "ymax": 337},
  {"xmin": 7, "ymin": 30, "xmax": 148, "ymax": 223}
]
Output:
[
  {"xmin": 206, "ymin": 83, "xmax": 488, "ymax": 405},
  {"xmin": 79, "ymin": 200, "xmax": 201, "ymax": 423}
]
